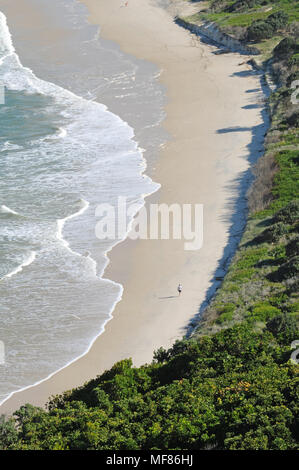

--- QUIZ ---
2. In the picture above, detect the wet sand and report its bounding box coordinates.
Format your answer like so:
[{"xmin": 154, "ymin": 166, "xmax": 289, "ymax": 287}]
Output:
[{"xmin": 0, "ymin": 0, "xmax": 266, "ymax": 414}]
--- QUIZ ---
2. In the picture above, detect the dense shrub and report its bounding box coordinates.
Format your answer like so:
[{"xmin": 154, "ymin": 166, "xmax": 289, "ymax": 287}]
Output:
[
  {"xmin": 257, "ymin": 222, "xmax": 289, "ymax": 243},
  {"xmin": 274, "ymin": 200, "xmax": 299, "ymax": 224},
  {"xmin": 289, "ymin": 54, "xmax": 299, "ymax": 67},
  {"xmin": 286, "ymin": 112, "xmax": 299, "ymax": 127},
  {"xmin": 286, "ymin": 236, "xmax": 299, "ymax": 257},
  {"xmin": 216, "ymin": 311, "xmax": 234, "ymax": 323},
  {"xmin": 287, "ymin": 70, "xmax": 299, "ymax": 87},
  {"xmin": 267, "ymin": 11, "xmax": 289, "ymax": 31},
  {"xmin": 247, "ymin": 20, "xmax": 275, "ymax": 41},
  {"xmin": 248, "ymin": 302, "xmax": 281, "ymax": 321},
  {"xmin": 267, "ymin": 313, "xmax": 298, "ymax": 343},
  {"xmin": 216, "ymin": 304, "xmax": 236, "ymax": 324},
  {"xmin": 247, "ymin": 11, "xmax": 289, "ymax": 41},
  {"xmin": 210, "ymin": 0, "xmax": 228, "ymax": 12},
  {"xmin": 0, "ymin": 323, "xmax": 298, "ymax": 450},
  {"xmin": 0, "ymin": 416, "xmax": 18, "ymax": 450},
  {"xmin": 274, "ymin": 37, "xmax": 299, "ymax": 59},
  {"xmin": 225, "ymin": 0, "xmax": 258, "ymax": 13},
  {"xmin": 270, "ymin": 255, "xmax": 299, "ymax": 280}
]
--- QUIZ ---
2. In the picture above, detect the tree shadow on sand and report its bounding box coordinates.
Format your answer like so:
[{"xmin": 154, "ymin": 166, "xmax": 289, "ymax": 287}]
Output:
[
  {"xmin": 183, "ymin": 68, "xmax": 271, "ymax": 338},
  {"xmin": 158, "ymin": 295, "xmax": 178, "ymax": 300}
]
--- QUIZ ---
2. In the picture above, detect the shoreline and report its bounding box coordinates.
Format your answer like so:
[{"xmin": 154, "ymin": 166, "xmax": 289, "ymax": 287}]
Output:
[
  {"xmin": 0, "ymin": 0, "xmax": 163, "ymax": 408},
  {"xmin": 0, "ymin": 0, "xmax": 267, "ymax": 415}
]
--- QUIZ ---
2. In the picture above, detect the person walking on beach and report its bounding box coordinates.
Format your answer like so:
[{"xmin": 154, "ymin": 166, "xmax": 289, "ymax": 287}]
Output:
[{"xmin": 177, "ymin": 283, "xmax": 182, "ymax": 296}]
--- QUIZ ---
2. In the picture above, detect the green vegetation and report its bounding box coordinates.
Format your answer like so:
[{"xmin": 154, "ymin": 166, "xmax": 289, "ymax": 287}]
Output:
[
  {"xmin": 247, "ymin": 11, "xmax": 289, "ymax": 41},
  {"xmin": 192, "ymin": 0, "xmax": 299, "ymax": 28},
  {"xmin": 184, "ymin": 0, "xmax": 299, "ymax": 61},
  {"xmin": 0, "ymin": 323, "xmax": 298, "ymax": 450},
  {"xmin": 0, "ymin": 0, "xmax": 298, "ymax": 451}
]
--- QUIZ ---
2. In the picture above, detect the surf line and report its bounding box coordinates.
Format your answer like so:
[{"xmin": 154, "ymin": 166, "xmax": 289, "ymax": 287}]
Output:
[
  {"xmin": 0, "ymin": 251, "xmax": 37, "ymax": 282},
  {"xmin": 56, "ymin": 199, "xmax": 90, "ymax": 256},
  {"xmin": 0, "ymin": 205, "xmax": 20, "ymax": 216}
]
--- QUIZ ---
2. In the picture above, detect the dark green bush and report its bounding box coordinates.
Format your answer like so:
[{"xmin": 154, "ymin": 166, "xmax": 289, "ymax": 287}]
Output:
[
  {"xmin": 270, "ymin": 255, "xmax": 299, "ymax": 281},
  {"xmin": 267, "ymin": 11, "xmax": 289, "ymax": 31},
  {"xmin": 286, "ymin": 71, "xmax": 299, "ymax": 87},
  {"xmin": 153, "ymin": 346, "xmax": 170, "ymax": 363},
  {"xmin": 0, "ymin": 416, "xmax": 19, "ymax": 450},
  {"xmin": 266, "ymin": 313, "xmax": 298, "ymax": 343},
  {"xmin": 274, "ymin": 200, "xmax": 299, "ymax": 224},
  {"xmin": 286, "ymin": 112, "xmax": 299, "ymax": 128},
  {"xmin": 1, "ymin": 323, "xmax": 298, "ymax": 450},
  {"xmin": 286, "ymin": 236, "xmax": 299, "ymax": 258},
  {"xmin": 257, "ymin": 222, "xmax": 289, "ymax": 243},
  {"xmin": 247, "ymin": 20, "xmax": 274, "ymax": 41},
  {"xmin": 247, "ymin": 11, "xmax": 289, "ymax": 41},
  {"xmin": 288, "ymin": 53, "xmax": 299, "ymax": 67},
  {"xmin": 274, "ymin": 37, "xmax": 299, "ymax": 59}
]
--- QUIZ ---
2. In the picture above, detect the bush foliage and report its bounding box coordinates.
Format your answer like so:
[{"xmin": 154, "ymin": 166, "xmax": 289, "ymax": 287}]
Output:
[
  {"xmin": 0, "ymin": 322, "xmax": 298, "ymax": 450},
  {"xmin": 247, "ymin": 11, "xmax": 289, "ymax": 41}
]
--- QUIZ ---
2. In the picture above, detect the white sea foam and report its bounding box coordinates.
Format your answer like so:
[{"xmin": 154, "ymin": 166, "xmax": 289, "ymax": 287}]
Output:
[
  {"xmin": 0, "ymin": 204, "xmax": 20, "ymax": 216},
  {"xmin": 0, "ymin": 250, "xmax": 36, "ymax": 281},
  {"xmin": 57, "ymin": 199, "xmax": 90, "ymax": 253},
  {"xmin": 0, "ymin": 13, "xmax": 108, "ymax": 118},
  {"xmin": 0, "ymin": 141, "xmax": 23, "ymax": 152},
  {"xmin": 0, "ymin": 11, "xmax": 14, "ymax": 58},
  {"xmin": 37, "ymin": 127, "xmax": 68, "ymax": 143},
  {"xmin": 56, "ymin": 127, "xmax": 67, "ymax": 139},
  {"xmin": 0, "ymin": 6, "xmax": 161, "ymax": 407}
]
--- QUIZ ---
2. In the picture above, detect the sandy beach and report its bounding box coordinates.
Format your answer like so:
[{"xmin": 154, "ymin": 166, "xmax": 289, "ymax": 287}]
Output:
[{"xmin": 0, "ymin": 0, "xmax": 266, "ymax": 415}]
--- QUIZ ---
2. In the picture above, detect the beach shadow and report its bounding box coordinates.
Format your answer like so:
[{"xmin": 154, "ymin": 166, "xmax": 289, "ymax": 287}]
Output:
[
  {"xmin": 184, "ymin": 70, "xmax": 271, "ymax": 337},
  {"xmin": 246, "ymin": 88, "xmax": 260, "ymax": 93},
  {"xmin": 242, "ymin": 103, "xmax": 263, "ymax": 110},
  {"xmin": 217, "ymin": 126, "xmax": 252, "ymax": 134},
  {"xmin": 158, "ymin": 295, "xmax": 178, "ymax": 299},
  {"xmin": 214, "ymin": 49, "xmax": 231, "ymax": 55},
  {"xmin": 231, "ymin": 70, "xmax": 255, "ymax": 78}
]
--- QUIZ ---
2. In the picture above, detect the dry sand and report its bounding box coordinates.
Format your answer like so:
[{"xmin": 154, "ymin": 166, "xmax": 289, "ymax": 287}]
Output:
[{"xmin": 0, "ymin": 0, "xmax": 266, "ymax": 414}]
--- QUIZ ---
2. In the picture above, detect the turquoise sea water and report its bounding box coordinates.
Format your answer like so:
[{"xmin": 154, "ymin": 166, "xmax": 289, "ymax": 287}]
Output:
[{"xmin": 0, "ymin": 1, "xmax": 163, "ymax": 404}]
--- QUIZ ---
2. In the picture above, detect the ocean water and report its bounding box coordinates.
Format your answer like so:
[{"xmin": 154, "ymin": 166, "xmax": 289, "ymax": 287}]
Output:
[{"xmin": 0, "ymin": 1, "xmax": 164, "ymax": 404}]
